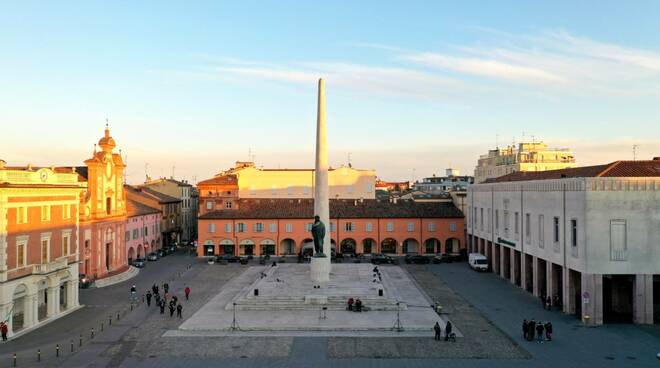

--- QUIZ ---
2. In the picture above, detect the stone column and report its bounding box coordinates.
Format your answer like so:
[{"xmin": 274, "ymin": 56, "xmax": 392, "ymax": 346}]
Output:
[
  {"xmin": 581, "ymin": 273, "xmax": 603, "ymax": 325},
  {"xmin": 532, "ymin": 256, "xmax": 539, "ymax": 297},
  {"xmin": 510, "ymin": 249, "xmax": 516, "ymax": 284},
  {"xmin": 562, "ymin": 267, "xmax": 575, "ymax": 315},
  {"xmin": 546, "ymin": 262, "xmax": 555, "ymax": 302},
  {"xmin": 46, "ymin": 286, "xmax": 60, "ymax": 317},
  {"xmin": 520, "ymin": 253, "xmax": 528, "ymax": 290},
  {"xmin": 311, "ymin": 78, "xmax": 331, "ymax": 284},
  {"xmin": 490, "ymin": 242, "xmax": 496, "ymax": 272},
  {"xmin": 499, "ymin": 247, "xmax": 506, "ymax": 279},
  {"xmin": 634, "ymin": 274, "xmax": 654, "ymax": 324},
  {"xmin": 24, "ymin": 293, "xmax": 37, "ymax": 328},
  {"xmin": 0, "ymin": 194, "xmax": 8, "ymax": 282}
]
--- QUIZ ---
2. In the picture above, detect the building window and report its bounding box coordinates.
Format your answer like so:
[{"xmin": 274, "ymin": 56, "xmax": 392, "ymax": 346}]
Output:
[
  {"xmin": 610, "ymin": 219, "xmax": 627, "ymax": 261},
  {"xmin": 62, "ymin": 204, "xmax": 71, "ymax": 220},
  {"xmin": 206, "ymin": 201, "xmax": 214, "ymax": 210},
  {"xmin": 125, "ymin": 231, "xmax": 130, "ymax": 242},
  {"xmin": 367, "ymin": 183, "xmax": 373, "ymax": 193},
  {"xmin": 285, "ymin": 223, "xmax": 293, "ymax": 233},
  {"xmin": 234, "ymin": 222, "xmax": 245, "ymax": 232},
  {"xmin": 487, "ymin": 208, "xmax": 491, "ymax": 232},
  {"xmin": 553, "ymin": 217, "xmax": 560, "ymax": 243},
  {"xmin": 254, "ymin": 223, "xmax": 264, "ymax": 232},
  {"xmin": 225, "ymin": 223, "xmax": 232, "ymax": 233},
  {"xmin": 16, "ymin": 239, "xmax": 27, "ymax": 268},
  {"xmin": 386, "ymin": 222, "xmax": 394, "ymax": 232},
  {"xmin": 428, "ymin": 222, "xmax": 436, "ymax": 232},
  {"xmin": 495, "ymin": 209, "xmax": 499, "ymax": 233},
  {"xmin": 480, "ymin": 208, "xmax": 484, "ymax": 231},
  {"xmin": 144, "ymin": 227, "xmax": 148, "ymax": 236},
  {"xmin": 287, "ymin": 186, "xmax": 293, "ymax": 195},
  {"xmin": 504, "ymin": 210, "xmax": 510, "ymax": 237},
  {"xmin": 525, "ymin": 213, "xmax": 531, "ymax": 244},
  {"xmin": 344, "ymin": 222, "xmax": 354, "ymax": 232},
  {"xmin": 330, "ymin": 222, "xmax": 336, "ymax": 232},
  {"xmin": 62, "ymin": 233, "xmax": 71, "ymax": 256},
  {"xmin": 305, "ymin": 223, "xmax": 313, "ymax": 232},
  {"xmin": 226, "ymin": 201, "xmax": 233, "ymax": 209},
  {"xmin": 571, "ymin": 219, "xmax": 577, "ymax": 247},
  {"xmin": 41, "ymin": 237, "xmax": 50, "ymax": 264},
  {"xmin": 365, "ymin": 222, "xmax": 373, "ymax": 232},
  {"xmin": 41, "ymin": 205, "xmax": 51, "ymax": 222},
  {"xmin": 16, "ymin": 207, "xmax": 27, "ymax": 224},
  {"xmin": 303, "ymin": 186, "xmax": 309, "ymax": 195},
  {"xmin": 208, "ymin": 223, "xmax": 216, "ymax": 233},
  {"xmin": 450, "ymin": 223, "xmax": 457, "ymax": 232},
  {"xmin": 538, "ymin": 215, "xmax": 544, "ymax": 248},
  {"xmin": 407, "ymin": 222, "xmax": 414, "ymax": 232},
  {"xmin": 514, "ymin": 212, "xmax": 519, "ymax": 237},
  {"xmin": 269, "ymin": 223, "xmax": 277, "ymax": 233}
]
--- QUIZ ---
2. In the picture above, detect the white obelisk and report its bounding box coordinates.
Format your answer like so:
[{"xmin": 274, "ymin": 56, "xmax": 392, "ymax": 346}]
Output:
[{"xmin": 310, "ymin": 78, "xmax": 331, "ymax": 283}]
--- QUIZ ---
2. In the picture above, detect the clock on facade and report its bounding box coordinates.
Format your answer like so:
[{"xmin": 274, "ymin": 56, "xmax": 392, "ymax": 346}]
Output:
[{"xmin": 39, "ymin": 170, "xmax": 48, "ymax": 182}]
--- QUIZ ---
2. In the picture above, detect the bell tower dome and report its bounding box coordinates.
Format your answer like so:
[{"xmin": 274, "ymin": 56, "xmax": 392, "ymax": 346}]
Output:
[{"xmin": 98, "ymin": 124, "xmax": 116, "ymax": 153}]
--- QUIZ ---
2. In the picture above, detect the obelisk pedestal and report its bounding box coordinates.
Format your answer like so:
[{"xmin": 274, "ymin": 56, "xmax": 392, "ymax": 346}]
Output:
[{"xmin": 310, "ymin": 78, "xmax": 331, "ymax": 284}]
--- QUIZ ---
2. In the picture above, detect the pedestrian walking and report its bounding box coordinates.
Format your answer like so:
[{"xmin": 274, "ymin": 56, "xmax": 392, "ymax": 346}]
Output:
[
  {"xmin": 444, "ymin": 320, "xmax": 453, "ymax": 341},
  {"xmin": 528, "ymin": 319, "xmax": 536, "ymax": 341},
  {"xmin": 169, "ymin": 302, "xmax": 175, "ymax": 317},
  {"xmin": 152, "ymin": 284, "xmax": 158, "ymax": 295},
  {"xmin": 1, "ymin": 321, "xmax": 8, "ymax": 341},
  {"xmin": 536, "ymin": 322, "xmax": 544, "ymax": 343},
  {"xmin": 164, "ymin": 282, "xmax": 169, "ymax": 293},
  {"xmin": 164, "ymin": 292, "xmax": 170, "ymax": 302},
  {"xmin": 545, "ymin": 321, "xmax": 553, "ymax": 341},
  {"xmin": 546, "ymin": 296, "xmax": 552, "ymax": 310},
  {"xmin": 433, "ymin": 322, "xmax": 441, "ymax": 341},
  {"xmin": 522, "ymin": 319, "xmax": 528, "ymax": 340},
  {"xmin": 184, "ymin": 286, "xmax": 191, "ymax": 300},
  {"xmin": 159, "ymin": 300, "xmax": 165, "ymax": 314},
  {"xmin": 177, "ymin": 304, "xmax": 183, "ymax": 318},
  {"xmin": 146, "ymin": 291, "xmax": 152, "ymax": 307},
  {"xmin": 172, "ymin": 295, "xmax": 178, "ymax": 305}
]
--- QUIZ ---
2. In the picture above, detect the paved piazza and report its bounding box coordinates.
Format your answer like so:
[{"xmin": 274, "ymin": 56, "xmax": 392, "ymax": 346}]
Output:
[
  {"xmin": 176, "ymin": 263, "xmax": 451, "ymax": 334},
  {"xmin": 1, "ymin": 253, "xmax": 658, "ymax": 367}
]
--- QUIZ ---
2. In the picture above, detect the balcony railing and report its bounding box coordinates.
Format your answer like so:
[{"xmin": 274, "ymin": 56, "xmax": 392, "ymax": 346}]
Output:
[{"xmin": 32, "ymin": 258, "xmax": 68, "ymax": 275}]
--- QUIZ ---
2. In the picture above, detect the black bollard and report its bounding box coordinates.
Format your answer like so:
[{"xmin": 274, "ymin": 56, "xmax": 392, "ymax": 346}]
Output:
[
  {"xmin": 79, "ymin": 334, "xmax": 83, "ymax": 347},
  {"xmin": 91, "ymin": 327, "xmax": 95, "ymax": 339},
  {"xmin": 131, "ymin": 304, "xmax": 133, "ymax": 311},
  {"xmin": 37, "ymin": 349, "xmax": 41, "ymax": 362},
  {"xmin": 56, "ymin": 344, "xmax": 60, "ymax": 357},
  {"xmin": 13, "ymin": 353, "xmax": 16, "ymax": 367},
  {"xmin": 101, "ymin": 322, "xmax": 104, "ymax": 332},
  {"xmin": 71, "ymin": 339, "xmax": 74, "ymax": 353},
  {"xmin": 109, "ymin": 316, "xmax": 112, "ymax": 325},
  {"xmin": 117, "ymin": 312, "xmax": 120, "ymax": 320}
]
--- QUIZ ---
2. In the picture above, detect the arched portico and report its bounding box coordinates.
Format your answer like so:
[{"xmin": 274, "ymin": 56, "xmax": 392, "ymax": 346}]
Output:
[
  {"xmin": 362, "ymin": 238, "xmax": 376, "ymax": 254},
  {"xmin": 381, "ymin": 238, "xmax": 397, "ymax": 254},
  {"xmin": 260, "ymin": 239, "xmax": 276, "ymax": 256},
  {"xmin": 203, "ymin": 240, "xmax": 215, "ymax": 256},
  {"xmin": 239, "ymin": 239, "xmax": 255, "ymax": 256},
  {"xmin": 425, "ymin": 238, "xmax": 441, "ymax": 254},
  {"xmin": 402, "ymin": 238, "xmax": 419, "ymax": 254},
  {"xmin": 220, "ymin": 239, "xmax": 235, "ymax": 255},
  {"xmin": 446, "ymin": 238, "xmax": 461, "ymax": 253},
  {"xmin": 127, "ymin": 247, "xmax": 136, "ymax": 263},
  {"xmin": 280, "ymin": 238, "xmax": 296, "ymax": 255},
  {"xmin": 340, "ymin": 238, "xmax": 356, "ymax": 255}
]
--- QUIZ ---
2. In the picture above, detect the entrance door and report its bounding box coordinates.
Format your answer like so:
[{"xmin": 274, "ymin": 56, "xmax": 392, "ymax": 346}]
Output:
[
  {"xmin": 244, "ymin": 244, "xmax": 254, "ymax": 256},
  {"xmin": 105, "ymin": 243, "xmax": 110, "ymax": 270}
]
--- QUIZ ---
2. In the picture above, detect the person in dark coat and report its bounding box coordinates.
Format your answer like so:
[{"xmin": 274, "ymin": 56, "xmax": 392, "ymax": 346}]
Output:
[
  {"xmin": 172, "ymin": 295, "xmax": 178, "ymax": 306},
  {"xmin": 1, "ymin": 322, "xmax": 8, "ymax": 341},
  {"xmin": 536, "ymin": 322, "xmax": 544, "ymax": 343},
  {"xmin": 444, "ymin": 320, "xmax": 453, "ymax": 341},
  {"xmin": 355, "ymin": 298, "xmax": 362, "ymax": 312},
  {"xmin": 159, "ymin": 299, "xmax": 166, "ymax": 314},
  {"xmin": 146, "ymin": 291, "xmax": 152, "ymax": 306},
  {"xmin": 169, "ymin": 302, "xmax": 175, "ymax": 317},
  {"xmin": 522, "ymin": 319, "xmax": 528, "ymax": 340},
  {"xmin": 347, "ymin": 298, "xmax": 354, "ymax": 311},
  {"xmin": 152, "ymin": 284, "xmax": 158, "ymax": 295},
  {"xmin": 163, "ymin": 283, "xmax": 169, "ymax": 293},
  {"xmin": 545, "ymin": 321, "xmax": 553, "ymax": 341},
  {"xmin": 433, "ymin": 322, "xmax": 441, "ymax": 341},
  {"xmin": 528, "ymin": 319, "xmax": 536, "ymax": 341},
  {"xmin": 176, "ymin": 304, "xmax": 183, "ymax": 318}
]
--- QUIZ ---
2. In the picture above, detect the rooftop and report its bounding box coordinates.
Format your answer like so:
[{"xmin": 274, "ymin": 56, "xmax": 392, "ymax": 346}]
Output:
[
  {"xmin": 126, "ymin": 198, "xmax": 161, "ymax": 217},
  {"xmin": 485, "ymin": 158, "xmax": 660, "ymax": 183},
  {"xmin": 199, "ymin": 198, "xmax": 463, "ymax": 220}
]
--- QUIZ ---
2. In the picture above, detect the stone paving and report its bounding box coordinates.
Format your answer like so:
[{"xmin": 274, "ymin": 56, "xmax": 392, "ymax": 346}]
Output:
[{"xmin": 3, "ymin": 258, "xmax": 659, "ymax": 367}]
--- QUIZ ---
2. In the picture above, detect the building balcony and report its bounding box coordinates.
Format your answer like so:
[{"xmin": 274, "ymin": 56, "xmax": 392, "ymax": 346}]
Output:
[{"xmin": 32, "ymin": 258, "xmax": 68, "ymax": 275}]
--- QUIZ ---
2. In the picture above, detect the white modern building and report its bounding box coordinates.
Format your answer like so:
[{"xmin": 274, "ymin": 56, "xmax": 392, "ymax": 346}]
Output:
[{"xmin": 467, "ymin": 158, "xmax": 660, "ymax": 325}]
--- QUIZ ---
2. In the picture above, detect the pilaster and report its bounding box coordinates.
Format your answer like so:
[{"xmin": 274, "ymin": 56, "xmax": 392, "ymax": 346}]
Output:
[{"xmin": 633, "ymin": 274, "xmax": 654, "ymax": 324}]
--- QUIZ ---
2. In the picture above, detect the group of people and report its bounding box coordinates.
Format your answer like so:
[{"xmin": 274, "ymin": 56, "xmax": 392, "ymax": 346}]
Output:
[
  {"xmin": 346, "ymin": 297, "xmax": 363, "ymax": 312},
  {"xmin": 539, "ymin": 294, "xmax": 562, "ymax": 311},
  {"xmin": 140, "ymin": 283, "xmax": 191, "ymax": 320},
  {"xmin": 433, "ymin": 321, "xmax": 453, "ymax": 341},
  {"xmin": 522, "ymin": 319, "xmax": 553, "ymax": 343}
]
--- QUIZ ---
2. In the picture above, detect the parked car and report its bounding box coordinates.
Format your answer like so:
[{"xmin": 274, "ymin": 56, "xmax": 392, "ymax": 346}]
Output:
[
  {"xmin": 79, "ymin": 274, "xmax": 92, "ymax": 289},
  {"xmin": 468, "ymin": 253, "xmax": 489, "ymax": 271},
  {"xmin": 239, "ymin": 256, "xmax": 249, "ymax": 265},
  {"xmin": 371, "ymin": 253, "xmax": 395, "ymax": 265},
  {"xmin": 147, "ymin": 252, "xmax": 159, "ymax": 261},
  {"xmin": 433, "ymin": 253, "xmax": 454, "ymax": 264},
  {"xmin": 217, "ymin": 254, "xmax": 240, "ymax": 263},
  {"xmin": 405, "ymin": 254, "xmax": 431, "ymax": 264},
  {"xmin": 132, "ymin": 258, "xmax": 146, "ymax": 268}
]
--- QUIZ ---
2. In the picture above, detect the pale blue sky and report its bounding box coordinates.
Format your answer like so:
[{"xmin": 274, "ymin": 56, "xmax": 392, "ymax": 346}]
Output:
[{"xmin": 1, "ymin": 1, "xmax": 659, "ymax": 183}]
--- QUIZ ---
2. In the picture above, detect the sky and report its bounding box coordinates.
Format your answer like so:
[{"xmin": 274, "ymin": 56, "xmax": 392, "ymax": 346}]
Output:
[{"xmin": 1, "ymin": 1, "xmax": 659, "ymax": 184}]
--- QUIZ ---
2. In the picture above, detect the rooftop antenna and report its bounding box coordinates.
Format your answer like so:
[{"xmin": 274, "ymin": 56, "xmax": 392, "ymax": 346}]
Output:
[
  {"xmin": 495, "ymin": 134, "xmax": 499, "ymax": 149},
  {"xmin": 347, "ymin": 152, "xmax": 352, "ymax": 168},
  {"xmin": 633, "ymin": 144, "xmax": 639, "ymax": 161},
  {"xmin": 145, "ymin": 163, "xmax": 149, "ymax": 181},
  {"xmin": 171, "ymin": 165, "xmax": 175, "ymax": 179},
  {"xmin": 105, "ymin": 118, "xmax": 109, "ymax": 128},
  {"xmin": 531, "ymin": 135, "xmax": 536, "ymax": 144}
]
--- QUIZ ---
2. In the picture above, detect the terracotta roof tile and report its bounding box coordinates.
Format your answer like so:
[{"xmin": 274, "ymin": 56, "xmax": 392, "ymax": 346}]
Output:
[
  {"xmin": 199, "ymin": 198, "xmax": 463, "ymax": 220},
  {"xmin": 126, "ymin": 199, "xmax": 161, "ymax": 217}
]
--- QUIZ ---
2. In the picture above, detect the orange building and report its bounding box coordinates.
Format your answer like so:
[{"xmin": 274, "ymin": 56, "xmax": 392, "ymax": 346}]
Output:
[
  {"xmin": 197, "ymin": 198, "xmax": 464, "ymax": 257},
  {"xmin": 0, "ymin": 161, "xmax": 85, "ymax": 338}
]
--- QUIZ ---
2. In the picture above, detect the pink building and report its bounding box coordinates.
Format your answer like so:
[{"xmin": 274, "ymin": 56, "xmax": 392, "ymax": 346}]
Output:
[
  {"xmin": 125, "ymin": 199, "xmax": 161, "ymax": 262},
  {"xmin": 198, "ymin": 198, "xmax": 465, "ymax": 257}
]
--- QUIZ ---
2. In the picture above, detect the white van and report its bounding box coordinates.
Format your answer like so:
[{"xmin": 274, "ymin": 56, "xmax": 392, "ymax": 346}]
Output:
[{"xmin": 468, "ymin": 253, "xmax": 489, "ymax": 272}]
